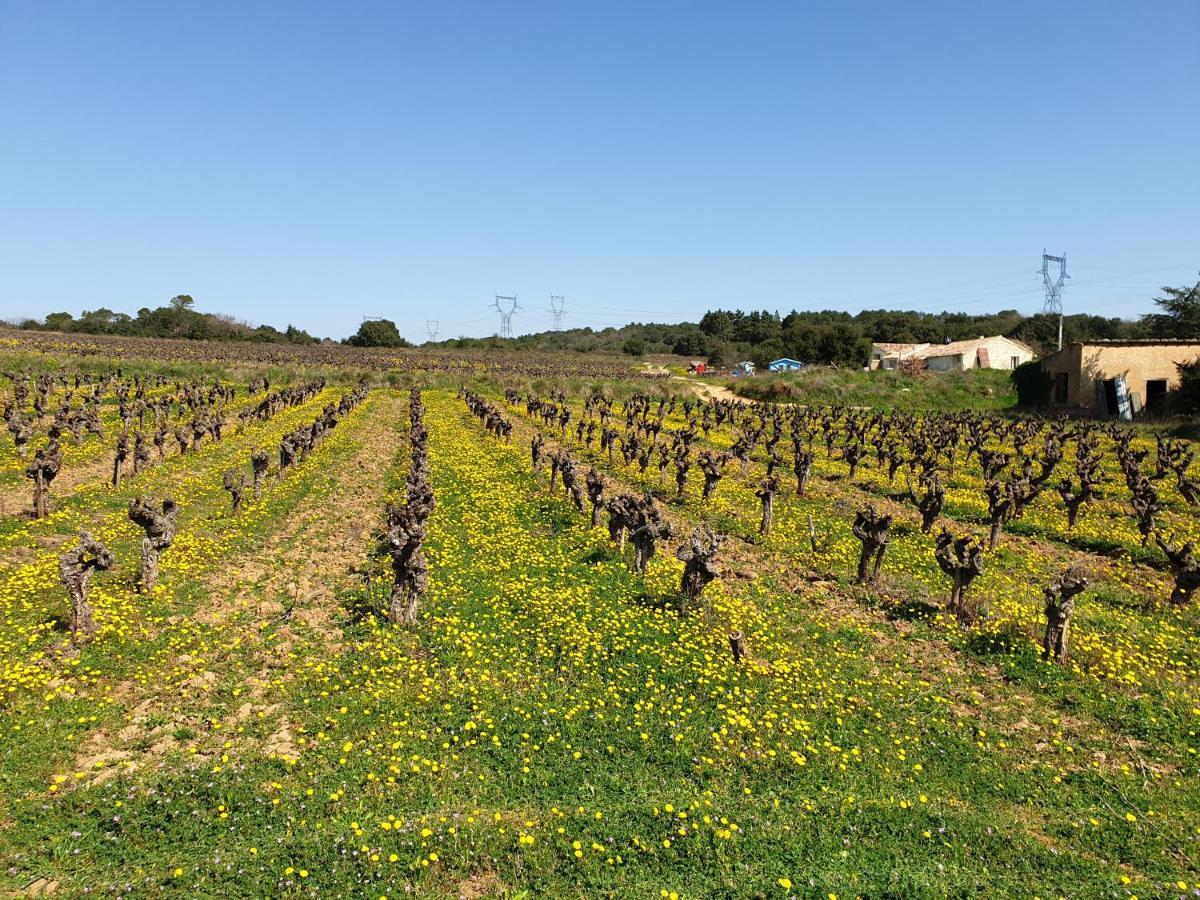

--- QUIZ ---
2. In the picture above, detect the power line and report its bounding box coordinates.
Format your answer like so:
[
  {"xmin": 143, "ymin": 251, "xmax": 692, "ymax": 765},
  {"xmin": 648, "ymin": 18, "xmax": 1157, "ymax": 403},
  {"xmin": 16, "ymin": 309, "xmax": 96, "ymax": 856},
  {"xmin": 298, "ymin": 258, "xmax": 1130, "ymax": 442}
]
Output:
[{"xmin": 391, "ymin": 259, "xmax": 1189, "ymax": 339}]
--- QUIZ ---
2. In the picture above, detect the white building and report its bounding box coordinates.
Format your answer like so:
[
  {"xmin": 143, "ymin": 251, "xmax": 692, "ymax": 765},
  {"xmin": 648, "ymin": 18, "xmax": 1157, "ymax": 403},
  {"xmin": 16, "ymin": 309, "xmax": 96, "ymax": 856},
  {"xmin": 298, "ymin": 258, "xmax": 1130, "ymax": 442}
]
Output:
[
  {"xmin": 869, "ymin": 342, "xmax": 929, "ymax": 369},
  {"xmin": 870, "ymin": 336, "xmax": 1036, "ymax": 372}
]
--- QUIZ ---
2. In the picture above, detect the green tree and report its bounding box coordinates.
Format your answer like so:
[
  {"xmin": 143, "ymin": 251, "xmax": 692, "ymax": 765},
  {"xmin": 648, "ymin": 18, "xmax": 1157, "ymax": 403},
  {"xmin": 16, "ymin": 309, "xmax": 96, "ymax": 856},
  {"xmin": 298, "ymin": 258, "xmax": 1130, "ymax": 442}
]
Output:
[
  {"xmin": 671, "ymin": 331, "xmax": 709, "ymax": 356},
  {"xmin": 706, "ymin": 341, "xmax": 731, "ymax": 367},
  {"xmin": 699, "ymin": 310, "xmax": 735, "ymax": 339},
  {"xmin": 750, "ymin": 339, "xmax": 789, "ymax": 369},
  {"xmin": 169, "ymin": 294, "xmax": 195, "ymax": 312},
  {"xmin": 1172, "ymin": 358, "xmax": 1200, "ymax": 414},
  {"xmin": 42, "ymin": 312, "xmax": 76, "ymax": 331},
  {"xmin": 816, "ymin": 323, "xmax": 870, "ymax": 367},
  {"xmin": 622, "ymin": 337, "xmax": 646, "ymax": 356},
  {"xmin": 249, "ymin": 325, "xmax": 285, "ymax": 343},
  {"xmin": 285, "ymin": 324, "xmax": 317, "ymax": 344},
  {"xmin": 1143, "ymin": 277, "xmax": 1200, "ymax": 338},
  {"xmin": 347, "ymin": 319, "xmax": 410, "ymax": 348},
  {"xmin": 77, "ymin": 307, "xmax": 131, "ymax": 334},
  {"xmin": 1007, "ymin": 313, "xmax": 1063, "ymax": 354}
]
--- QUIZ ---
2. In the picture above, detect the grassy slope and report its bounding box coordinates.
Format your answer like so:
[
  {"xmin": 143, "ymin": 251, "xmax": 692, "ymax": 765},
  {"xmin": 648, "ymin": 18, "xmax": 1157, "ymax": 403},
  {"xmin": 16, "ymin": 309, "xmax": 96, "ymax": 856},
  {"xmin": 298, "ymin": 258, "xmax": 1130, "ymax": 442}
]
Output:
[{"xmin": 728, "ymin": 368, "xmax": 1017, "ymax": 412}]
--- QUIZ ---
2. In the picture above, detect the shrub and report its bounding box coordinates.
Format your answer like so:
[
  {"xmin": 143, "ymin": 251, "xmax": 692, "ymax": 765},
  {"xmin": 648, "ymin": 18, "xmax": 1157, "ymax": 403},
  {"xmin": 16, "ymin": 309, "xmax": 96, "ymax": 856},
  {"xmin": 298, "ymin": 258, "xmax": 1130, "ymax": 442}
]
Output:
[
  {"xmin": 1011, "ymin": 360, "xmax": 1052, "ymax": 407},
  {"xmin": 1173, "ymin": 357, "xmax": 1200, "ymax": 415},
  {"xmin": 347, "ymin": 319, "xmax": 410, "ymax": 348}
]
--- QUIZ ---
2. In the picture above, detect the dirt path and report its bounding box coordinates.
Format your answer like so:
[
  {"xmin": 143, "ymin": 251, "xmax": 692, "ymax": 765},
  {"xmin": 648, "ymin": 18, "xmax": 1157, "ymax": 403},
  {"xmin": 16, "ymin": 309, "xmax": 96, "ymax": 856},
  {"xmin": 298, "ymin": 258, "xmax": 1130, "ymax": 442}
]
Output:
[
  {"xmin": 201, "ymin": 391, "xmax": 405, "ymax": 636},
  {"xmin": 634, "ymin": 361, "xmax": 749, "ymax": 404},
  {"xmin": 670, "ymin": 375, "xmax": 744, "ymax": 403},
  {"xmin": 66, "ymin": 390, "xmax": 409, "ymax": 784}
]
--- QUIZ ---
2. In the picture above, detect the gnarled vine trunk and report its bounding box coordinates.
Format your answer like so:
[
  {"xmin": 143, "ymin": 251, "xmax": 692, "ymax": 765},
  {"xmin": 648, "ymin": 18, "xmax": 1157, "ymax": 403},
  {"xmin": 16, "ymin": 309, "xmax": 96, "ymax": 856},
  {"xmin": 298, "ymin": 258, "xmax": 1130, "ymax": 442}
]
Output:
[
  {"xmin": 1042, "ymin": 565, "xmax": 1088, "ymax": 663},
  {"xmin": 59, "ymin": 532, "xmax": 114, "ymax": 642},
  {"xmin": 128, "ymin": 497, "xmax": 179, "ymax": 593}
]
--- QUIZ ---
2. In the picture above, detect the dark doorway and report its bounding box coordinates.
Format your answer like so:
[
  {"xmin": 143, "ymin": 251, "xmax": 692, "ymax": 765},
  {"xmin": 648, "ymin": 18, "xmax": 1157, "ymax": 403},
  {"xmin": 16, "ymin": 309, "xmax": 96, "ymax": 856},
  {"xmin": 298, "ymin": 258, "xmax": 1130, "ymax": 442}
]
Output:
[
  {"xmin": 1146, "ymin": 379, "xmax": 1168, "ymax": 410},
  {"xmin": 1053, "ymin": 373, "xmax": 1068, "ymax": 404},
  {"xmin": 1103, "ymin": 379, "xmax": 1119, "ymax": 417}
]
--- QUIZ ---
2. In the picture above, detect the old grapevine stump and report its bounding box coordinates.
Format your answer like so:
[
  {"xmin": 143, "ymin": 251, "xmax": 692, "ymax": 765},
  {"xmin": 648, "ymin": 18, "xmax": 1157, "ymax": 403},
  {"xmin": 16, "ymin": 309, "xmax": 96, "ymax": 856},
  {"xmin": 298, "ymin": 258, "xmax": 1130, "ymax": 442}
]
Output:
[
  {"xmin": 223, "ymin": 469, "xmax": 247, "ymax": 512},
  {"xmin": 699, "ymin": 451, "xmax": 725, "ymax": 502},
  {"xmin": 59, "ymin": 532, "xmax": 114, "ymax": 642},
  {"xmin": 112, "ymin": 430, "xmax": 129, "ymax": 489},
  {"xmin": 629, "ymin": 493, "xmax": 671, "ymax": 576},
  {"xmin": 728, "ymin": 630, "xmax": 747, "ymax": 664},
  {"xmin": 852, "ymin": 504, "xmax": 892, "ymax": 584},
  {"xmin": 251, "ymin": 449, "xmax": 270, "ymax": 498},
  {"xmin": 906, "ymin": 471, "xmax": 945, "ymax": 533},
  {"xmin": 756, "ymin": 475, "xmax": 778, "ymax": 536},
  {"xmin": 934, "ymin": 527, "xmax": 984, "ymax": 625},
  {"xmin": 1155, "ymin": 533, "xmax": 1200, "ymax": 606},
  {"xmin": 585, "ymin": 467, "xmax": 607, "ymax": 527},
  {"xmin": 26, "ymin": 443, "xmax": 62, "ymax": 519},
  {"xmin": 386, "ymin": 503, "xmax": 429, "ymax": 625},
  {"xmin": 128, "ymin": 497, "xmax": 179, "ymax": 593},
  {"xmin": 676, "ymin": 526, "xmax": 724, "ymax": 616},
  {"xmin": 1042, "ymin": 565, "xmax": 1088, "ymax": 663}
]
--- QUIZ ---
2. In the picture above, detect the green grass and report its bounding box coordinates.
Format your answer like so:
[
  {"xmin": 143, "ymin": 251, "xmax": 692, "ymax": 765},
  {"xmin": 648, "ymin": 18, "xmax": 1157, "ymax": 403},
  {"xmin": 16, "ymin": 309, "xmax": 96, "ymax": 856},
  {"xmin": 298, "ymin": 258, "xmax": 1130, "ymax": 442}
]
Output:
[
  {"xmin": 728, "ymin": 367, "xmax": 1018, "ymax": 411},
  {"xmin": 1, "ymin": 363, "xmax": 1198, "ymax": 897}
]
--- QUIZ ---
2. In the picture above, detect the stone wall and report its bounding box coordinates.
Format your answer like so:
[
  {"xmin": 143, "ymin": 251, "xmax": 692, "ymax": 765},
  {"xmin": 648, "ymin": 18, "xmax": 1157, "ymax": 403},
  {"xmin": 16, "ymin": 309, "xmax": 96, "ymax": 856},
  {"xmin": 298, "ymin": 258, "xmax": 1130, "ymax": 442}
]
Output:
[{"xmin": 1043, "ymin": 343, "xmax": 1200, "ymax": 411}]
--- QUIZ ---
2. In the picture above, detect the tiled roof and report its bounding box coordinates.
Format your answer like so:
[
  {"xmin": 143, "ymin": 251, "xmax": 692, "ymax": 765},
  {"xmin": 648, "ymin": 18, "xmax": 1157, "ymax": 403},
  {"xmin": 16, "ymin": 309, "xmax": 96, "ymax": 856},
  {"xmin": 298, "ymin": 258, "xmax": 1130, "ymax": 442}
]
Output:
[
  {"xmin": 1075, "ymin": 339, "xmax": 1200, "ymax": 347},
  {"xmin": 916, "ymin": 336, "xmax": 1034, "ymax": 359},
  {"xmin": 872, "ymin": 342, "xmax": 925, "ymax": 352}
]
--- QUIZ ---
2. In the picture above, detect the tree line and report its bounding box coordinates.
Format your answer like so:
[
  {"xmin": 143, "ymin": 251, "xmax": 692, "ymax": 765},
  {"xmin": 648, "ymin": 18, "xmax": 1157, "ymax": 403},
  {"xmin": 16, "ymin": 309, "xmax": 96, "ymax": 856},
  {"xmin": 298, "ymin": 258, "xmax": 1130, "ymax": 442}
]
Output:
[
  {"xmin": 10, "ymin": 295, "xmax": 322, "ymax": 346},
  {"xmin": 425, "ymin": 277, "xmax": 1198, "ymax": 366},
  {"xmin": 11, "ymin": 276, "xmax": 1197, "ymax": 363}
]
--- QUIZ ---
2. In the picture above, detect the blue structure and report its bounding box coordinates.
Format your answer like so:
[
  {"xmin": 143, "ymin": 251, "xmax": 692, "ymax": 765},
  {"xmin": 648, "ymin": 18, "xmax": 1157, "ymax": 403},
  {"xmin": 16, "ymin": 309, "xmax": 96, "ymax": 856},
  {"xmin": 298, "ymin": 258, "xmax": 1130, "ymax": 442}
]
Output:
[{"xmin": 768, "ymin": 358, "xmax": 803, "ymax": 372}]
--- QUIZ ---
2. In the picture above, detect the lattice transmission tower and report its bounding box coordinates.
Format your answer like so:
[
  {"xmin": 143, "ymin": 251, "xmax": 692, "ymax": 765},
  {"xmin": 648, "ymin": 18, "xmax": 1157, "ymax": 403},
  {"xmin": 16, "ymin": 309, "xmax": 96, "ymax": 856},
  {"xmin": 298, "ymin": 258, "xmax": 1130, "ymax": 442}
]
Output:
[
  {"xmin": 549, "ymin": 295, "xmax": 566, "ymax": 331},
  {"xmin": 493, "ymin": 294, "xmax": 520, "ymax": 338},
  {"xmin": 425, "ymin": 320, "xmax": 440, "ymax": 342},
  {"xmin": 1039, "ymin": 250, "xmax": 1070, "ymax": 351}
]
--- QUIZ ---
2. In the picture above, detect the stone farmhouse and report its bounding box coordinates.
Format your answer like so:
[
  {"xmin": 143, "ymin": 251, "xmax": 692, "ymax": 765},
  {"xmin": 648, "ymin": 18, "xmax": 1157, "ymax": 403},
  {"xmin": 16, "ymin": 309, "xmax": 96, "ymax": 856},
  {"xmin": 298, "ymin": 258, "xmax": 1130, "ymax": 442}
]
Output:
[
  {"xmin": 869, "ymin": 335, "xmax": 1036, "ymax": 372},
  {"xmin": 1039, "ymin": 339, "xmax": 1200, "ymax": 416}
]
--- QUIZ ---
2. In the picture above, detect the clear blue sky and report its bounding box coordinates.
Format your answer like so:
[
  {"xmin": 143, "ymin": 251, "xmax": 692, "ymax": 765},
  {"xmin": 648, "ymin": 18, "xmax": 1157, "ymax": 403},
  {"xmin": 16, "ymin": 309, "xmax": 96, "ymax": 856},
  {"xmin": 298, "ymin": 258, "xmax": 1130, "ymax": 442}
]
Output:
[{"xmin": 1, "ymin": 0, "xmax": 1197, "ymax": 340}]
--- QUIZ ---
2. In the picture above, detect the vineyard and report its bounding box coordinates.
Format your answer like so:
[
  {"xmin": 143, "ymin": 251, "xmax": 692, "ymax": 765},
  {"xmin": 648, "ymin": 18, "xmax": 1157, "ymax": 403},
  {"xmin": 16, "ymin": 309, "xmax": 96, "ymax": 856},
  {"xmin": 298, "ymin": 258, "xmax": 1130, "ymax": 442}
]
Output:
[{"xmin": 0, "ymin": 339, "xmax": 1198, "ymax": 898}]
